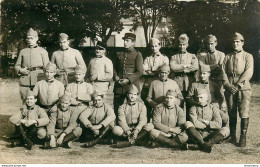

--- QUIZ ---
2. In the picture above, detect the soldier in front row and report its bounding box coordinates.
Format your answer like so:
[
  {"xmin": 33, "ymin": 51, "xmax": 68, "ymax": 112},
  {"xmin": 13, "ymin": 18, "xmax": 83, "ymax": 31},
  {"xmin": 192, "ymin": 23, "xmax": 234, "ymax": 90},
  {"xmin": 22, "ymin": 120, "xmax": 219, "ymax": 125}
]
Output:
[
  {"xmin": 15, "ymin": 28, "xmax": 49, "ymax": 101},
  {"xmin": 112, "ymin": 84, "xmax": 153, "ymax": 148},
  {"xmin": 184, "ymin": 89, "xmax": 229, "ymax": 153},
  {"xmin": 149, "ymin": 90, "xmax": 188, "ymax": 148},
  {"xmin": 45, "ymin": 95, "xmax": 84, "ymax": 149},
  {"xmin": 9, "ymin": 90, "xmax": 49, "ymax": 150},
  {"xmin": 221, "ymin": 32, "xmax": 254, "ymax": 147},
  {"xmin": 79, "ymin": 90, "xmax": 116, "ymax": 148}
]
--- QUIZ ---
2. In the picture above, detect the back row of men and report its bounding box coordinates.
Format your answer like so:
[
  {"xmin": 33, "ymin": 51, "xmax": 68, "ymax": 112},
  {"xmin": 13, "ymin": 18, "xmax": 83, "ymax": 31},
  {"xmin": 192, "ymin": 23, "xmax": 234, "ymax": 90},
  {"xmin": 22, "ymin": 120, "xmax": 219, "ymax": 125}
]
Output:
[{"xmin": 11, "ymin": 28, "xmax": 254, "ymax": 152}]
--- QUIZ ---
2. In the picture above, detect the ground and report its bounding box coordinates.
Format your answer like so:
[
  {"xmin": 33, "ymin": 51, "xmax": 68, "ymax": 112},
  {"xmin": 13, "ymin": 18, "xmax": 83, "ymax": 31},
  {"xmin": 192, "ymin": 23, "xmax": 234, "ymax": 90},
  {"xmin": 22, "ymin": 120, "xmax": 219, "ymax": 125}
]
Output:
[{"xmin": 0, "ymin": 78, "xmax": 259, "ymax": 164}]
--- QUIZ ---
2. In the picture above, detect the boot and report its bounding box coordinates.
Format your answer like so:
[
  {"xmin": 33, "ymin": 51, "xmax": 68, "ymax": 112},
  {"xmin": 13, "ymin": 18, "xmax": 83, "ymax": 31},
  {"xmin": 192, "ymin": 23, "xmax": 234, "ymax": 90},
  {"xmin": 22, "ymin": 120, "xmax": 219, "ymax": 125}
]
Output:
[
  {"xmin": 180, "ymin": 143, "xmax": 200, "ymax": 150},
  {"xmin": 229, "ymin": 118, "xmax": 237, "ymax": 144},
  {"xmin": 84, "ymin": 125, "xmax": 112, "ymax": 148},
  {"xmin": 238, "ymin": 118, "xmax": 249, "ymax": 147},
  {"xmin": 42, "ymin": 136, "xmax": 52, "ymax": 149},
  {"xmin": 18, "ymin": 125, "xmax": 34, "ymax": 150},
  {"xmin": 134, "ymin": 129, "xmax": 149, "ymax": 145},
  {"xmin": 186, "ymin": 127, "xmax": 212, "ymax": 153},
  {"xmin": 62, "ymin": 132, "xmax": 77, "ymax": 148},
  {"xmin": 206, "ymin": 131, "xmax": 225, "ymax": 146},
  {"xmin": 111, "ymin": 140, "xmax": 132, "ymax": 148},
  {"xmin": 154, "ymin": 133, "xmax": 180, "ymax": 148}
]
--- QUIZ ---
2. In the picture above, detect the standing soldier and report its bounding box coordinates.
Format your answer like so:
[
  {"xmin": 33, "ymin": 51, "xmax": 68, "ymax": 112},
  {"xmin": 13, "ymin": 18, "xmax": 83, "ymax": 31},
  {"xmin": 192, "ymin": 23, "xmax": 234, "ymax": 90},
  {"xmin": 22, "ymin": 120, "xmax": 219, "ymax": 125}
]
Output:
[
  {"xmin": 112, "ymin": 84, "xmax": 153, "ymax": 148},
  {"xmin": 46, "ymin": 95, "xmax": 83, "ymax": 148},
  {"xmin": 87, "ymin": 41, "xmax": 113, "ymax": 94},
  {"xmin": 197, "ymin": 34, "xmax": 225, "ymax": 87},
  {"xmin": 33, "ymin": 62, "xmax": 64, "ymax": 113},
  {"xmin": 15, "ymin": 28, "xmax": 49, "ymax": 100},
  {"xmin": 222, "ymin": 32, "xmax": 254, "ymax": 147},
  {"xmin": 65, "ymin": 66, "xmax": 94, "ymax": 106},
  {"xmin": 170, "ymin": 34, "xmax": 199, "ymax": 108},
  {"xmin": 149, "ymin": 90, "xmax": 188, "ymax": 148},
  {"xmin": 113, "ymin": 32, "xmax": 143, "ymax": 117},
  {"xmin": 147, "ymin": 64, "xmax": 183, "ymax": 120},
  {"xmin": 9, "ymin": 90, "xmax": 49, "ymax": 150},
  {"xmin": 79, "ymin": 90, "xmax": 116, "ymax": 147},
  {"xmin": 51, "ymin": 33, "xmax": 86, "ymax": 86}
]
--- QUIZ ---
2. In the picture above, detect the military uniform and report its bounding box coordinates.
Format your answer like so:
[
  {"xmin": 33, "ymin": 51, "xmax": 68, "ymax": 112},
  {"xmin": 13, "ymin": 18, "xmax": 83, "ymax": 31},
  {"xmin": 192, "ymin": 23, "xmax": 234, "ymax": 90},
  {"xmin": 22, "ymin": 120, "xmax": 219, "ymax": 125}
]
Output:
[{"xmin": 15, "ymin": 28, "xmax": 49, "ymax": 100}]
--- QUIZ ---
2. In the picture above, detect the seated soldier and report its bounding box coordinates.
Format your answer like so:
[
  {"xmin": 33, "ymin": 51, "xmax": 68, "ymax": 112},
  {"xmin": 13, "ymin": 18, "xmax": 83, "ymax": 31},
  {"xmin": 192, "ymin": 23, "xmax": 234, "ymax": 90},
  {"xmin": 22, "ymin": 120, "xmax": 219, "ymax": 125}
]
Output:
[
  {"xmin": 33, "ymin": 62, "xmax": 64, "ymax": 113},
  {"xmin": 112, "ymin": 84, "xmax": 153, "ymax": 148},
  {"xmin": 149, "ymin": 89, "xmax": 188, "ymax": 148},
  {"xmin": 45, "ymin": 95, "xmax": 84, "ymax": 148},
  {"xmin": 147, "ymin": 64, "xmax": 183, "ymax": 120},
  {"xmin": 79, "ymin": 90, "xmax": 116, "ymax": 147},
  {"xmin": 184, "ymin": 88, "xmax": 229, "ymax": 153},
  {"xmin": 65, "ymin": 65, "xmax": 94, "ymax": 106},
  {"xmin": 9, "ymin": 90, "xmax": 49, "ymax": 150}
]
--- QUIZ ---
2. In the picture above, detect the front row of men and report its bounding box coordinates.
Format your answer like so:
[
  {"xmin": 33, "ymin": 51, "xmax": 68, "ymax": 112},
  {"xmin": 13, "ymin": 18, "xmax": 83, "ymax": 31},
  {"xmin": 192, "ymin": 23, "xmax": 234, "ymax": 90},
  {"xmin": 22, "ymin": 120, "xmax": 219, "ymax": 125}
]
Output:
[{"xmin": 9, "ymin": 83, "xmax": 229, "ymax": 153}]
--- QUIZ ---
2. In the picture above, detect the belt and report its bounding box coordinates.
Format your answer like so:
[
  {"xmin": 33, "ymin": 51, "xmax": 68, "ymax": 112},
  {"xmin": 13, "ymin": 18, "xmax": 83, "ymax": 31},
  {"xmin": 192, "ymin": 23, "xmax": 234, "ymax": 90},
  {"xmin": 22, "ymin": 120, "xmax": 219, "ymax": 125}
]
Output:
[
  {"xmin": 27, "ymin": 67, "xmax": 43, "ymax": 71},
  {"xmin": 59, "ymin": 67, "xmax": 76, "ymax": 72},
  {"xmin": 228, "ymin": 73, "xmax": 241, "ymax": 78}
]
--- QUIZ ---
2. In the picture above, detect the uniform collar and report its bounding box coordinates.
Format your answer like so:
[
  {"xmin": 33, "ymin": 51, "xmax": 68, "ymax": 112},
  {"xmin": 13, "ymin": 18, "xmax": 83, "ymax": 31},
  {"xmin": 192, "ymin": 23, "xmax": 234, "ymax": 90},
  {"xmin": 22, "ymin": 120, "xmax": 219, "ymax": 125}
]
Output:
[
  {"xmin": 201, "ymin": 80, "xmax": 209, "ymax": 84},
  {"xmin": 29, "ymin": 45, "xmax": 38, "ymax": 48},
  {"xmin": 166, "ymin": 104, "xmax": 175, "ymax": 109},
  {"xmin": 160, "ymin": 79, "xmax": 168, "ymax": 82},
  {"xmin": 61, "ymin": 47, "xmax": 69, "ymax": 51},
  {"xmin": 209, "ymin": 50, "xmax": 216, "ymax": 54},
  {"xmin": 179, "ymin": 51, "xmax": 187, "ymax": 54},
  {"xmin": 76, "ymin": 81, "xmax": 84, "ymax": 84},
  {"xmin": 94, "ymin": 104, "xmax": 104, "ymax": 108},
  {"xmin": 96, "ymin": 55, "xmax": 104, "ymax": 58},
  {"xmin": 126, "ymin": 47, "xmax": 135, "ymax": 53},
  {"xmin": 128, "ymin": 101, "xmax": 136, "ymax": 106},
  {"xmin": 27, "ymin": 106, "xmax": 35, "ymax": 110},
  {"xmin": 152, "ymin": 53, "xmax": 161, "ymax": 57},
  {"xmin": 234, "ymin": 49, "xmax": 243, "ymax": 54},
  {"xmin": 46, "ymin": 79, "xmax": 54, "ymax": 83}
]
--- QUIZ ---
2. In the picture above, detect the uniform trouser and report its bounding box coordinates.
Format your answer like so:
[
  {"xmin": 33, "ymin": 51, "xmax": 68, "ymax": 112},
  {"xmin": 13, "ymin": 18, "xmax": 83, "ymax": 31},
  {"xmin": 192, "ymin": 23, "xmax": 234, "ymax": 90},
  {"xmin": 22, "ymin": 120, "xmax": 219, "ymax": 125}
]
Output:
[
  {"xmin": 19, "ymin": 86, "xmax": 34, "ymax": 101},
  {"xmin": 79, "ymin": 125, "xmax": 112, "ymax": 141},
  {"xmin": 50, "ymin": 127, "xmax": 82, "ymax": 138},
  {"xmin": 112, "ymin": 123, "xmax": 154, "ymax": 137},
  {"xmin": 181, "ymin": 91, "xmax": 189, "ymax": 120},
  {"xmin": 225, "ymin": 90, "xmax": 251, "ymax": 119},
  {"xmin": 113, "ymin": 94, "xmax": 127, "ymax": 121},
  {"xmin": 141, "ymin": 87, "xmax": 153, "ymax": 122},
  {"xmin": 149, "ymin": 129, "xmax": 189, "ymax": 144}
]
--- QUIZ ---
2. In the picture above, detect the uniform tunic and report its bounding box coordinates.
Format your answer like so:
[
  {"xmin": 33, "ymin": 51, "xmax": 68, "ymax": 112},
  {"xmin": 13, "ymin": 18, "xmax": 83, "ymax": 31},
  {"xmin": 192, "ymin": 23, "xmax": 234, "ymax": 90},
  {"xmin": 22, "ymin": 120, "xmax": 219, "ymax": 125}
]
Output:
[
  {"xmin": 47, "ymin": 106, "xmax": 84, "ymax": 137},
  {"xmin": 65, "ymin": 82, "xmax": 94, "ymax": 105},
  {"xmin": 15, "ymin": 45, "xmax": 49, "ymax": 100},
  {"xmin": 147, "ymin": 79, "xmax": 183, "ymax": 108},
  {"xmin": 170, "ymin": 52, "xmax": 198, "ymax": 91},
  {"xmin": 222, "ymin": 50, "xmax": 254, "ymax": 118},
  {"xmin": 51, "ymin": 47, "xmax": 86, "ymax": 85},
  {"xmin": 87, "ymin": 56, "xmax": 113, "ymax": 93},
  {"xmin": 33, "ymin": 79, "xmax": 64, "ymax": 107}
]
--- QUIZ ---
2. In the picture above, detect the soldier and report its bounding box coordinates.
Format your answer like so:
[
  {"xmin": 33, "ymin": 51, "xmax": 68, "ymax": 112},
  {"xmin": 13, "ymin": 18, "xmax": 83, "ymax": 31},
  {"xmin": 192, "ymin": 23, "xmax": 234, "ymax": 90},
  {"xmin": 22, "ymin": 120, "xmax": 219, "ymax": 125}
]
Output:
[
  {"xmin": 33, "ymin": 62, "xmax": 64, "ymax": 113},
  {"xmin": 197, "ymin": 35, "xmax": 225, "ymax": 87},
  {"xmin": 9, "ymin": 90, "xmax": 49, "ymax": 150},
  {"xmin": 184, "ymin": 88, "xmax": 229, "ymax": 153},
  {"xmin": 170, "ymin": 34, "xmax": 199, "ymax": 107},
  {"xmin": 65, "ymin": 65, "xmax": 94, "ymax": 106},
  {"xmin": 15, "ymin": 28, "xmax": 49, "ymax": 100},
  {"xmin": 221, "ymin": 32, "xmax": 254, "ymax": 147},
  {"xmin": 112, "ymin": 84, "xmax": 153, "ymax": 148},
  {"xmin": 79, "ymin": 90, "xmax": 116, "ymax": 147},
  {"xmin": 147, "ymin": 64, "xmax": 183, "ymax": 120},
  {"xmin": 46, "ymin": 95, "xmax": 83, "ymax": 148},
  {"xmin": 51, "ymin": 33, "xmax": 86, "ymax": 86},
  {"xmin": 87, "ymin": 41, "xmax": 113, "ymax": 94},
  {"xmin": 113, "ymin": 32, "xmax": 143, "ymax": 118},
  {"xmin": 149, "ymin": 90, "xmax": 188, "ymax": 148}
]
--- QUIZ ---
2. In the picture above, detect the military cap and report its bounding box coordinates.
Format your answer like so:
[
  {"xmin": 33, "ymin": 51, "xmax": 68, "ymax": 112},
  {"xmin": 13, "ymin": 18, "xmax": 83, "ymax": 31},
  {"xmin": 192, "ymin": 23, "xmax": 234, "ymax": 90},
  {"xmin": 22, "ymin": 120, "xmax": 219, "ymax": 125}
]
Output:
[
  {"xmin": 59, "ymin": 33, "xmax": 69, "ymax": 41},
  {"xmin": 75, "ymin": 65, "xmax": 86, "ymax": 74},
  {"xmin": 178, "ymin": 34, "xmax": 189, "ymax": 44},
  {"xmin": 196, "ymin": 88, "xmax": 208, "ymax": 96},
  {"xmin": 128, "ymin": 84, "xmax": 139, "ymax": 94},
  {"xmin": 59, "ymin": 94, "xmax": 71, "ymax": 102},
  {"xmin": 96, "ymin": 41, "xmax": 107, "ymax": 50},
  {"xmin": 166, "ymin": 89, "xmax": 177, "ymax": 97},
  {"xmin": 207, "ymin": 34, "xmax": 217, "ymax": 42},
  {"xmin": 160, "ymin": 63, "xmax": 170, "ymax": 72},
  {"xmin": 150, "ymin": 38, "xmax": 161, "ymax": 45},
  {"xmin": 27, "ymin": 28, "xmax": 38, "ymax": 38},
  {"xmin": 122, "ymin": 32, "xmax": 136, "ymax": 41},
  {"xmin": 25, "ymin": 89, "xmax": 36, "ymax": 98},
  {"xmin": 92, "ymin": 90, "xmax": 104, "ymax": 99},
  {"xmin": 44, "ymin": 62, "xmax": 57, "ymax": 71},
  {"xmin": 200, "ymin": 64, "xmax": 211, "ymax": 73},
  {"xmin": 233, "ymin": 32, "xmax": 244, "ymax": 41}
]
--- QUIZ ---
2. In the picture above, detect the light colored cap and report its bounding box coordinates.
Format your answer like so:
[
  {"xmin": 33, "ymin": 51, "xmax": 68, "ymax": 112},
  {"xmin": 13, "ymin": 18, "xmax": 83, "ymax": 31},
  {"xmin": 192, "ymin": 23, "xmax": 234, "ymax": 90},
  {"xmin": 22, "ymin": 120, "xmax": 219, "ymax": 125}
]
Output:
[
  {"xmin": 196, "ymin": 88, "xmax": 208, "ymax": 96},
  {"xmin": 44, "ymin": 62, "xmax": 57, "ymax": 71},
  {"xmin": 166, "ymin": 89, "xmax": 177, "ymax": 97},
  {"xmin": 200, "ymin": 64, "xmax": 211, "ymax": 73},
  {"xmin": 59, "ymin": 95, "xmax": 71, "ymax": 102},
  {"xmin": 26, "ymin": 89, "xmax": 36, "ymax": 98},
  {"xmin": 150, "ymin": 38, "xmax": 160, "ymax": 45},
  {"xmin": 178, "ymin": 34, "xmax": 189, "ymax": 44},
  {"xmin": 27, "ymin": 28, "xmax": 38, "ymax": 38},
  {"xmin": 59, "ymin": 33, "xmax": 69, "ymax": 41},
  {"xmin": 207, "ymin": 34, "xmax": 217, "ymax": 42},
  {"xmin": 160, "ymin": 64, "xmax": 170, "ymax": 72},
  {"xmin": 128, "ymin": 84, "xmax": 139, "ymax": 94},
  {"xmin": 75, "ymin": 65, "xmax": 86, "ymax": 74},
  {"xmin": 233, "ymin": 32, "xmax": 244, "ymax": 41},
  {"xmin": 92, "ymin": 90, "xmax": 104, "ymax": 99}
]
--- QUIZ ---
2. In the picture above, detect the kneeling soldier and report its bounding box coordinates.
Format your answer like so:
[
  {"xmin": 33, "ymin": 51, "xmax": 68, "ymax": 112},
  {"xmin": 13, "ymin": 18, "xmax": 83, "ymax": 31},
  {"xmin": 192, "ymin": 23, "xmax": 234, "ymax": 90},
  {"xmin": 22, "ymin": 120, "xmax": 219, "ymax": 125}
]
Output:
[
  {"xmin": 112, "ymin": 84, "xmax": 153, "ymax": 148},
  {"xmin": 79, "ymin": 90, "xmax": 116, "ymax": 147},
  {"xmin": 46, "ymin": 95, "xmax": 83, "ymax": 148},
  {"xmin": 9, "ymin": 90, "xmax": 49, "ymax": 150},
  {"xmin": 185, "ymin": 88, "xmax": 229, "ymax": 153},
  {"xmin": 65, "ymin": 65, "xmax": 94, "ymax": 106},
  {"xmin": 149, "ymin": 89, "xmax": 188, "ymax": 148}
]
